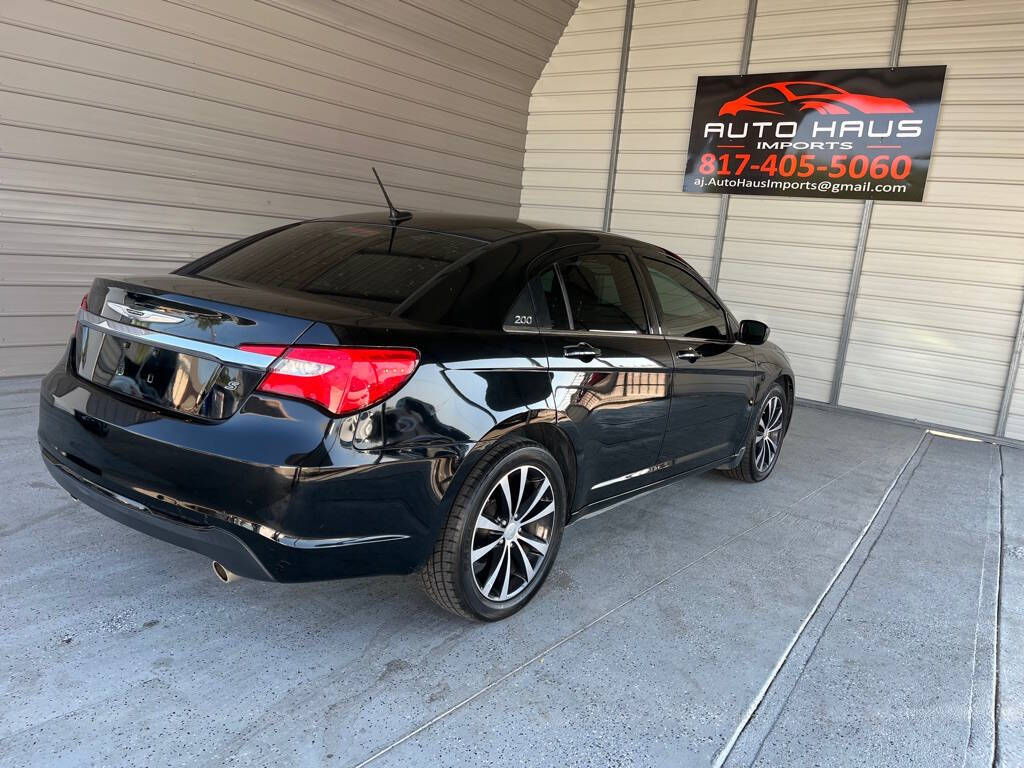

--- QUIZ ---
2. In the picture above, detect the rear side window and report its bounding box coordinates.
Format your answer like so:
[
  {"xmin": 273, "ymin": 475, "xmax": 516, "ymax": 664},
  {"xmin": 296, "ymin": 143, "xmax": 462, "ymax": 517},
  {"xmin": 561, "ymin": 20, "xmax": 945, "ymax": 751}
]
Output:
[
  {"xmin": 539, "ymin": 270, "xmax": 570, "ymax": 330},
  {"xmin": 503, "ymin": 269, "xmax": 570, "ymax": 331},
  {"xmin": 558, "ymin": 253, "xmax": 647, "ymax": 333},
  {"xmin": 188, "ymin": 222, "xmax": 480, "ymax": 311}
]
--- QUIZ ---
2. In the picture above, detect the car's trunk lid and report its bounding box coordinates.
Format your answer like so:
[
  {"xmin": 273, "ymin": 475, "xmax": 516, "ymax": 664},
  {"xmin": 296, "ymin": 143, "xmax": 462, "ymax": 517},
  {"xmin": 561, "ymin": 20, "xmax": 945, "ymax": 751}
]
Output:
[
  {"xmin": 74, "ymin": 221, "xmax": 485, "ymax": 419},
  {"xmin": 76, "ymin": 276, "xmax": 331, "ymax": 419}
]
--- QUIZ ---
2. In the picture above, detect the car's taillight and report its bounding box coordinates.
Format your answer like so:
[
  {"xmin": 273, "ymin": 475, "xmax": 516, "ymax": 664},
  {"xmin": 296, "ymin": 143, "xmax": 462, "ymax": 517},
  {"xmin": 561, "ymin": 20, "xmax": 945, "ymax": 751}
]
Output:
[
  {"xmin": 73, "ymin": 293, "xmax": 89, "ymax": 335},
  {"xmin": 238, "ymin": 345, "xmax": 419, "ymax": 416}
]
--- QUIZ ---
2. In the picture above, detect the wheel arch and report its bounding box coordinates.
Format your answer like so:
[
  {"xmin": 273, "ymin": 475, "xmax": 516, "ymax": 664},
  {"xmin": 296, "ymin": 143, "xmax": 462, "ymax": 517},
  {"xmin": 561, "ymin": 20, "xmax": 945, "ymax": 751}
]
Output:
[
  {"xmin": 517, "ymin": 420, "xmax": 578, "ymax": 513},
  {"xmin": 460, "ymin": 417, "xmax": 580, "ymax": 516},
  {"xmin": 777, "ymin": 371, "xmax": 795, "ymax": 432}
]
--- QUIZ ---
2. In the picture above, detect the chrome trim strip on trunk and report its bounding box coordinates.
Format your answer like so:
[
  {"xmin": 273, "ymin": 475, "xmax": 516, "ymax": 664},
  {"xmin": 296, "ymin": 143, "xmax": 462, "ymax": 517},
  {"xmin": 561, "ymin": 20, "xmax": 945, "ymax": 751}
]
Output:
[
  {"xmin": 106, "ymin": 301, "xmax": 185, "ymax": 324},
  {"xmin": 45, "ymin": 452, "xmax": 409, "ymax": 550},
  {"xmin": 77, "ymin": 308, "xmax": 279, "ymax": 370}
]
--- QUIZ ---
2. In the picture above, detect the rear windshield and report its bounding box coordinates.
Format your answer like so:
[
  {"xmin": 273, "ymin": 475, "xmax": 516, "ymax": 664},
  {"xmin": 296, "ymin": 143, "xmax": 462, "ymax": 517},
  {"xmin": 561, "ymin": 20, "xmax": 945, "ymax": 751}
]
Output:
[{"xmin": 189, "ymin": 221, "xmax": 481, "ymax": 311}]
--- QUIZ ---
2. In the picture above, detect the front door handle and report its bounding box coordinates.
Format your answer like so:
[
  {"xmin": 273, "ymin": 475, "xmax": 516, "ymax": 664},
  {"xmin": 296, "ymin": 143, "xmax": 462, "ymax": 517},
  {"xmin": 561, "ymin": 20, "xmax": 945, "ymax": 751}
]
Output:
[
  {"xmin": 676, "ymin": 347, "xmax": 701, "ymax": 363},
  {"xmin": 564, "ymin": 342, "xmax": 601, "ymax": 361}
]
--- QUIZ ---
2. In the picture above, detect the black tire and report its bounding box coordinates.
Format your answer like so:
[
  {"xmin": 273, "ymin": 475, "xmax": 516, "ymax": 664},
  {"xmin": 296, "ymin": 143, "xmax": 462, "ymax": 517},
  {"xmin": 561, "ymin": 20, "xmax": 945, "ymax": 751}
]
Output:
[
  {"xmin": 420, "ymin": 438, "xmax": 567, "ymax": 621},
  {"xmin": 720, "ymin": 382, "xmax": 789, "ymax": 483}
]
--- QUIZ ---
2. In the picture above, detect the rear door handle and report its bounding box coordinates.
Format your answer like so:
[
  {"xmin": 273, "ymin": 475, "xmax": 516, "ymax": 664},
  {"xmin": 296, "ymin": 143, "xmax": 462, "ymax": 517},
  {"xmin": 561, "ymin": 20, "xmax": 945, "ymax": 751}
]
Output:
[
  {"xmin": 676, "ymin": 347, "xmax": 701, "ymax": 363},
  {"xmin": 564, "ymin": 342, "xmax": 601, "ymax": 360}
]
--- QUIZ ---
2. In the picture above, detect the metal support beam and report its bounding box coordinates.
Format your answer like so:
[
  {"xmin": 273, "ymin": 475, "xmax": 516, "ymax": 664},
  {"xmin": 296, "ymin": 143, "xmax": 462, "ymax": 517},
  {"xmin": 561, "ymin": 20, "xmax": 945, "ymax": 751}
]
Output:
[
  {"xmin": 601, "ymin": 0, "xmax": 635, "ymax": 232},
  {"xmin": 708, "ymin": 0, "xmax": 757, "ymax": 288},
  {"xmin": 889, "ymin": 0, "xmax": 909, "ymax": 64},
  {"xmin": 996, "ymin": 294, "xmax": 1024, "ymax": 436},
  {"xmin": 829, "ymin": 0, "xmax": 908, "ymax": 405},
  {"xmin": 708, "ymin": 197, "xmax": 730, "ymax": 288},
  {"xmin": 829, "ymin": 201, "xmax": 874, "ymax": 405}
]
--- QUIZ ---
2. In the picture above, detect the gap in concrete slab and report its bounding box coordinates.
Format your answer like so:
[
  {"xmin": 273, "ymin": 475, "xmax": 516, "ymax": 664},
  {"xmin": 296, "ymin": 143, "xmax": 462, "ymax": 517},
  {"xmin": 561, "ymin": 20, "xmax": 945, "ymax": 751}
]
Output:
[{"xmin": 721, "ymin": 435, "xmax": 1005, "ymax": 768}]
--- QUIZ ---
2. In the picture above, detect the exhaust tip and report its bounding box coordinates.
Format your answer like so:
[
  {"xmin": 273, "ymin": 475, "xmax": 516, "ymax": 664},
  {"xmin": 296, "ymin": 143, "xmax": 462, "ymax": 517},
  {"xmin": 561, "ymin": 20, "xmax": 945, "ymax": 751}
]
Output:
[{"xmin": 212, "ymin": 561, "xmax": 239, "ymax": 583}]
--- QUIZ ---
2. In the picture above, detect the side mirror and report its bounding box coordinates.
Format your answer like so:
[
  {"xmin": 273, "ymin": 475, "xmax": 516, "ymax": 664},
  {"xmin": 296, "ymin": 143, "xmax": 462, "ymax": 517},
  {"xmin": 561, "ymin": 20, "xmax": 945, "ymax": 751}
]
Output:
[{"xmin": 738, "ymin": 319, "xmax": 770, "ymax": 345}]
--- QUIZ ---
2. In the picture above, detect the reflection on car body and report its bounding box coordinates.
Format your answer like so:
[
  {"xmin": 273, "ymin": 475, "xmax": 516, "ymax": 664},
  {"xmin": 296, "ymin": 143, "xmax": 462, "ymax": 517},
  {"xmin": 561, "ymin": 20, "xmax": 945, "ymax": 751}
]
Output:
[{"xmin": 38, "ymin": 211, "xmax": 795, "ymax": 620}]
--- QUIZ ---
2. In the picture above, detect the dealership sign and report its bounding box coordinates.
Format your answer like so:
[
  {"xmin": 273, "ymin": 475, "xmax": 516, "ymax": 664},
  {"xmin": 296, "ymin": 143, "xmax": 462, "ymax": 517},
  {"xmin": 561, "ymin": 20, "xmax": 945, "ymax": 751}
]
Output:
[{"xmin": 683, "ymin": 66, "xmax": 946, "ymax": 201}]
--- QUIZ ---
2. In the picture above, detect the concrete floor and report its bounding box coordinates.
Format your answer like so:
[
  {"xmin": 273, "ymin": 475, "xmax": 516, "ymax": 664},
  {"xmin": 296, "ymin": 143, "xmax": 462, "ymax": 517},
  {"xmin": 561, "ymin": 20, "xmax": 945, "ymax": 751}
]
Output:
[{"xmin": 0, "ymin": 377, "xmax": 1020, "ymax": 767}]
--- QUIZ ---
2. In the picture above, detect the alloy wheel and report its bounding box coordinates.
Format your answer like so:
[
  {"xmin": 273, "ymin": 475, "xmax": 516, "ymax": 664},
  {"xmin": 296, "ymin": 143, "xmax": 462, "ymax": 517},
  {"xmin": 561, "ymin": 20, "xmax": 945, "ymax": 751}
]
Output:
[
  {"xmin": 471, "ymin": 464, "xmax": 555, "ymax": 602},
  {"xmin": 754, "ymin": 394, "xmax": 784, "ymax": 473}
]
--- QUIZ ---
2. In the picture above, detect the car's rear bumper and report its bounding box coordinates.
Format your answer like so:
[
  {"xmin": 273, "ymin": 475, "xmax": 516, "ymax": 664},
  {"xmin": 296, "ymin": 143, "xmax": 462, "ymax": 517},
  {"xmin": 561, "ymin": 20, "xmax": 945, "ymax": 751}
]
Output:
[
  {"xmin": 38, "ymin": 355, "xmax": 477, "ymax": 582},
  {"xmin": 41, "ymin": 442, "xmax": 449, "ymax": 581},
  {"xmin": 43, "ymin": 450, "xmax": 275, "ymax": 580}
]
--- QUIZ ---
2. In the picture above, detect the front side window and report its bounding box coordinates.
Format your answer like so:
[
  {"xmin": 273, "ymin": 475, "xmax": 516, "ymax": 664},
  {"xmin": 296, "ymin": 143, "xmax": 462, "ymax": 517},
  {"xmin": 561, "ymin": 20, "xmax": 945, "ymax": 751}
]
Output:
[
  {"xmin": 558, "ymin": 253, "xmax": 647, "ymax": 333},
  {"xmin": 643, "ymin": 258, "xmax": 728, "ymax": 340}
]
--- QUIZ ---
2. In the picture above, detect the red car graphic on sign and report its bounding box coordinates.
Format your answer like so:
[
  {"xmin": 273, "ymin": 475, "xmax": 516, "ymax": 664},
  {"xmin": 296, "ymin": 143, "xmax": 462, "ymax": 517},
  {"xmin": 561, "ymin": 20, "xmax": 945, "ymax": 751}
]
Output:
[{"xmin": 719, "ymin": 81, "xmax": 914, "ymax": 116}]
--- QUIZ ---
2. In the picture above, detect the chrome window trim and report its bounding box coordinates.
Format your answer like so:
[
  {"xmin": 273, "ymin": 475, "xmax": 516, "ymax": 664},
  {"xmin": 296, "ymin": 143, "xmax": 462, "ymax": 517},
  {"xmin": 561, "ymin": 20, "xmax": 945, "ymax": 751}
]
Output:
[
  {"xmin": 543, "ymin": 328, "xmax": 662, "ymax": 340},
  {"xmin": 77, "ymin": 308, "xmax": 279, "ymax": 370},
  {"xmin": 501, "ymin": 325, "xmax": 542, "ymax": 334},
  {"xmin": 506, "ymin": 328, "xmax": 666, "ymax": 339},
  {"xmin": 663, "ymin": 334, "xmax": 737, "ymax": 345}
]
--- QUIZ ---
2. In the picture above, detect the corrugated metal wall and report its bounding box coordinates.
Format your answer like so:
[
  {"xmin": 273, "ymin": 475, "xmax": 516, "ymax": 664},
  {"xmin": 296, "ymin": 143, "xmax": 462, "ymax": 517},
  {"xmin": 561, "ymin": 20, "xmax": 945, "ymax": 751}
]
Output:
[
  {"xmin": 521, "ymin": 0, "xmax": 1024, "ymax": 439},
  {"xmin": 611, "ymin": 0, "xmax": 746, "ymax": 278},
  {"xmin": 839, "ymin": 0, "xmax": 1024, "ymax": 435},
  {"xmin": 519, "ymin": 0, "xmax": 628, "ymax": 230},
  {"xmin": 716, "ymin": 0, "xmax": 897, "ymax": 404},
  {"xmin": 0, "ymin": 0, "xmax": 575, "ymax": 376}
]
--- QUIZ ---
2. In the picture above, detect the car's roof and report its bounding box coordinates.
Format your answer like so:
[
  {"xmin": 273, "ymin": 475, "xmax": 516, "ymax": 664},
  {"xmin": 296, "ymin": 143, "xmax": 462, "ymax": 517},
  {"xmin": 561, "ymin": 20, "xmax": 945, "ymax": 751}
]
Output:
[{"xmin": 322, "ymin": 211, "xmax": 560, "ymax": 243}]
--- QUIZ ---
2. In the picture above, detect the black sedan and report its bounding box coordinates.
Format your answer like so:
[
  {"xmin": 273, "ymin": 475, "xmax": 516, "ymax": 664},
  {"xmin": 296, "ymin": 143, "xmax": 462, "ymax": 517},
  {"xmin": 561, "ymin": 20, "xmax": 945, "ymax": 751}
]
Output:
[{"xmin": 38, "ymin": 213, "xmax": 794, "ymax": 620}]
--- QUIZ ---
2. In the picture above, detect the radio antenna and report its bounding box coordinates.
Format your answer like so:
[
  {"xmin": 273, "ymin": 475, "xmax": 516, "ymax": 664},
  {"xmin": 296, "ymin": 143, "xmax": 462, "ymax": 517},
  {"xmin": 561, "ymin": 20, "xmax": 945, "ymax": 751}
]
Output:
[{"xmin": 372, "ymin": 167, "xmax": 412, "ymax": 225}]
